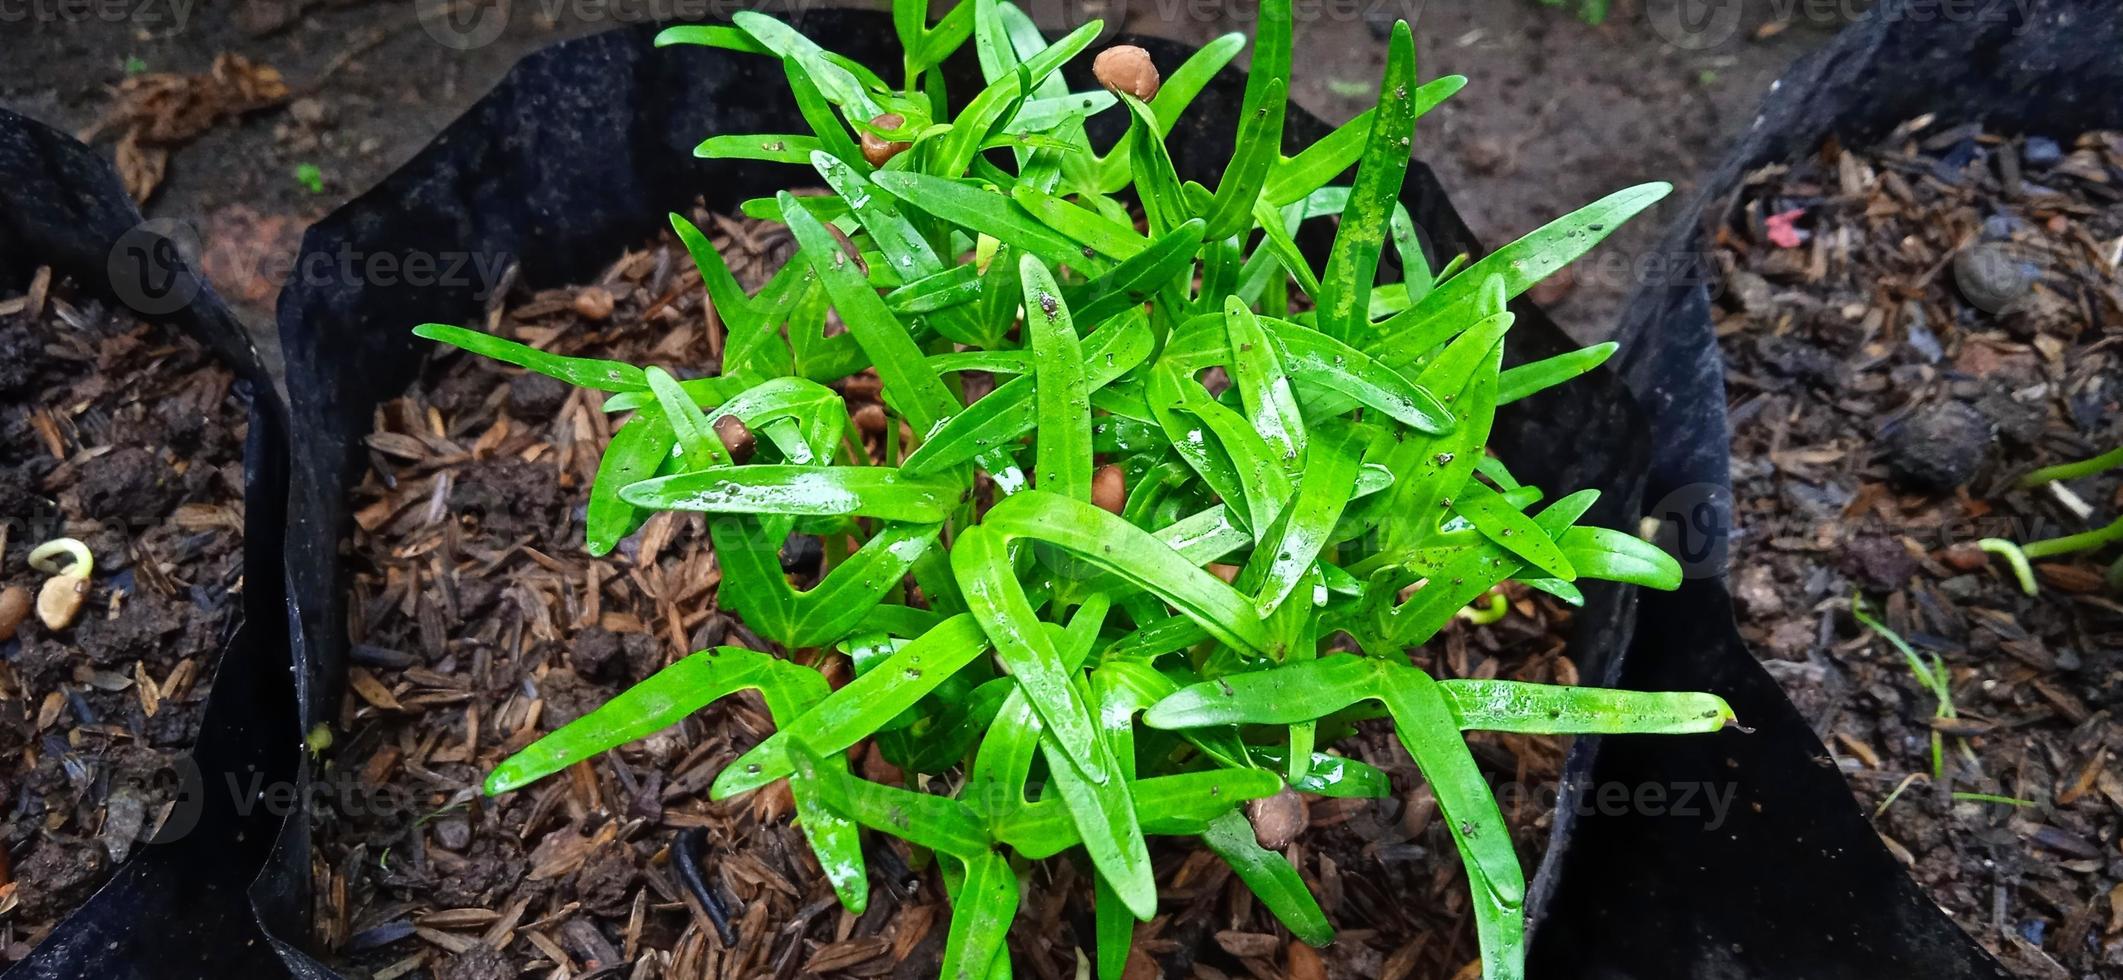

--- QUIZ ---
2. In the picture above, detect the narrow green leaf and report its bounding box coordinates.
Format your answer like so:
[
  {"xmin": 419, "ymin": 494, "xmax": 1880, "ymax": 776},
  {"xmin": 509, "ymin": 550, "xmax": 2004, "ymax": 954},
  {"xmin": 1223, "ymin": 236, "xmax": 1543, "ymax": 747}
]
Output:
[
  {"xmin": 1441, "ymin": 679, "xmax": 1735, "ymax": 735},
  {"xmin": 1063, "ymin": 219, "xmax": 1204, "ymax": 325},
  {"xmin": 939, "ymin": 851, "xmax": 1019, "ymax": 980},
  {"xmin": 621, "ymin": 465, "xmax": 961, "ymax": 522},
  {"xmin": 1262, "ymin": 75, "xmax": 1464, "ymax": 206},
  {"xmin": 715, "ymin": 615, "xmax": 990, "ymax": 797},
  {"xmin": 981, "ymin": 491, "xmax": 1273, "ymax": 656},
  {"xmin": 1559, "ymin": 526, "xmax": 1684, "ymax": 589},
  {"xmin": 1371, "ymin": 183, "xmax": 1672, "ymax": 365},
  {"xmin": 1202, "ymin": 810, "xmax": 1334, "ymax": 946},
  {"xmin": 1222, "ymin": 297, "xmax": 1306, "ymax": 466},
  {"xmin": 1245, "ymin": 428, "xmax": 1362, "ymax": 615},
  {"xmin": 1143, "ymin": 656, "xmax": 1384, "ymax": 730},
  {"xmin": 1011, "ymin": 184, "xmax": 1150, "ymax": 260},
  {"xmin": 778, "ymin": 191, "xmax": 960, "ymax": 431},
  {"xmin": 694, "ymin": 133, "xmax": 826, "ymax": 164},
  {"xmin": 1317, "ymin": 21, "xmax": 1417, "ymax": 341},
  {"xmin": 871, "ymin": 172, "xmax": 1087, "ymax": 267},
  {"xmin": 584, "ymin": 407, "xmax": 673, "ymax": 556},
  {"xmin": 952, "ymin": 524, "xmax": 1108, "ymax": 774},
  {"xmin": 796, "ymin": 746, "xmax": 991, "ymax": 859},
  {"xmin": 486, "ymin": 648, "xmax": 822, "ymax": 795},
  {"xmin": 1379, "ymin": 668, "xmax": 1526, "ymax": 979},
  {"xmin": 1452, "ymin": 480, "xmax": 1574, "ymax": 581},
  {"xmin": 653, "ymin": 24, "xmax": 769, "ymax": 53},
  {"xmin": 414, "ymin": 323, "xmax": 644, "ymax": 391},
  {"xmin": 1201, "ymin": 0, "xmax": 1288, "ymax": 237},
  {"xmin": 1022, "ymin": 255, "xmax": 1092, "ymax": 499},
  {"xmin": 901, "ymin": 311, "xmax": 1151, "ymax": 477},
  {"xmin": 645, "ymin": 366, "xmax": 733, "ymax": 471},
  {"xmin": 1497, "ymin": 342, "xmax": 1617, "ymax": 404}
]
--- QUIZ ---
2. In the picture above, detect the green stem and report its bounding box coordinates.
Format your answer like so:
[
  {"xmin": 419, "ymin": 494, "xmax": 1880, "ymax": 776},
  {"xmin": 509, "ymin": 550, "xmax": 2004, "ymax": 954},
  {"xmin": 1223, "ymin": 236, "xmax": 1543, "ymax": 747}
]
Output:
[
  {"xmin": 2017, "ymin": 445, "xmax": 2123, "ymax": 487},
  {"xmin": 1455, "ymin": 591, "xmax": 1508, "ymax": 625},
  {"xmin": 2018, "ymin": 515, "xmax": 2123, "ymax": 560},
  {"xmin": 1976, "ymin": 538, "xmax": 2038, "ymax": 596},
  {"xmin": 27, "ymin": 537, "xmax": 93, "ymax": 578}
]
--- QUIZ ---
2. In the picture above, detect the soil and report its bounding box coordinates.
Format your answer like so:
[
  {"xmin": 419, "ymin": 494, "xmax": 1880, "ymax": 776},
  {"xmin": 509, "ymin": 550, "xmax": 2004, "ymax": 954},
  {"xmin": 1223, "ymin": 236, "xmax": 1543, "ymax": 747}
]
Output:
[
  {"xmin": 316, "ymin": 211, "xmax": 1596, "ymax": 979},
  {"xmin": 1711, "ymin": 122, "xmax": 2123, "ymax": 974},
  {"xmin": 0, "ymin": 0, "xmax": 1825, "ymax": 359},
  {"xmin": 0, "ymin": 271, "xmax": 249, "ymax": 959}
]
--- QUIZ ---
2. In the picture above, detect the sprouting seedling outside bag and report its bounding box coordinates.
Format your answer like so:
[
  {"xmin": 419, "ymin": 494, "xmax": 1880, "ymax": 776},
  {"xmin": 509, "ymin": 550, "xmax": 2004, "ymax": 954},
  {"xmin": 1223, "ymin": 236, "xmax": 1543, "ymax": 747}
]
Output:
[{"xmin": 415, "ymin": 2, "xmax": 1739, "ymax": 976}]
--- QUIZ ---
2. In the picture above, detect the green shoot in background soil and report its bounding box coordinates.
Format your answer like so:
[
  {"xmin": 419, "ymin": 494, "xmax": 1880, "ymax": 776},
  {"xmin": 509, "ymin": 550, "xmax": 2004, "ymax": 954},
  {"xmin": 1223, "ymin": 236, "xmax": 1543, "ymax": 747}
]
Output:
[
  {"xmin": 1979, "ymin": 445, "xmax": 2123, "ymax": 595},
  {"xmin": 419, "ymin": 3, "xmax": 1737, "ymax": 977}
]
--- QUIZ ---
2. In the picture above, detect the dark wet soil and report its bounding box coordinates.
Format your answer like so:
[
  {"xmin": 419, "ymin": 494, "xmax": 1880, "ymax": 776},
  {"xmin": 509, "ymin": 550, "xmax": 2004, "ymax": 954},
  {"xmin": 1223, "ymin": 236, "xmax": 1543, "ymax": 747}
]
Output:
[
  {"xmin": 1713, "ymin": 122, "xmax": 2123, "ymax": 975},
  {"xmin": 0, "ymin": 273, "xmax": 248, "ymax": 959}
]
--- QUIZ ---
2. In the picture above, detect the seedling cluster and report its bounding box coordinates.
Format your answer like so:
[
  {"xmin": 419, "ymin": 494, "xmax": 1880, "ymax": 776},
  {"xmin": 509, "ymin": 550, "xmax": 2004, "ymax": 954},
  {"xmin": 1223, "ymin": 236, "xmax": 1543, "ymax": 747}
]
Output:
[{"xmin": 420, "ymin": 2, "xmax": 1737, "ymax": 976}]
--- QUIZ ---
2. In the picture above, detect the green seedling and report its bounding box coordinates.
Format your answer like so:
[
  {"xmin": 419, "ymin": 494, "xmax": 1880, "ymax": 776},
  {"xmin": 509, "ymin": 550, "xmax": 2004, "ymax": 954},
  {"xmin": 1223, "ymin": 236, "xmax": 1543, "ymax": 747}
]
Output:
[
  {"xmin": 1981, "ymin": 445, "xmax": 2123, "ymax": 595},
  {"xmin": 1852, "ymin": 592, "xmax": 1956, "ymax": 782},
  {"xmin": 420, "ymin": 3, "xmax": 1738, "ymax": 977}
]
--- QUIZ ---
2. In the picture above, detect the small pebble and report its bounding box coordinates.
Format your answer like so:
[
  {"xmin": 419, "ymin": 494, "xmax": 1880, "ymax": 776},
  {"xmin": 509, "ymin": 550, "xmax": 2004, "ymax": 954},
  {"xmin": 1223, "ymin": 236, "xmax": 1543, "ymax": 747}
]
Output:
[
  {"xmin": 1247, "ymin": 787, "xmax": 1308, "ymax": 851},
  {"xmin": 2020, "ymin": 135, "xmax": 2062, "ymax": 166},
  {"xmin": 1881, "ymin": 400, "xmax": 1992, "ymax": 492},
  {"xmin": 573, "ymin": 286, "xmax": 616, "ymax": 321},
  {"xmin": 289, "ymin": 97, "xmax": 330, "ymax": 127},
  {"xmin": 432, "ymin": 816, "xmax": 472, "ymax": 851},
  {"xmin": 1951, "ymin": 243, "xmax": 2031, "ymax": 314}
]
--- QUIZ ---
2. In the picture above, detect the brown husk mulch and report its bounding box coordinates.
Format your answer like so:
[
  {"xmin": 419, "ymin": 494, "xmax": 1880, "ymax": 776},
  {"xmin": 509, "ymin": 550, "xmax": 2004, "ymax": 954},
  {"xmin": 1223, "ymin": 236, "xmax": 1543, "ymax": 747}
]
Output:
[
  {"xmin": 319, "ymin": 208, "xmax": 1604, "ymax": 980},
  {"xmin": 0, "ymin": 270, "xmax": 248, "ymax": 959},
  {"xmin": 1711, "ymin": 119, "xmax": 2123, "ymax": 975}
]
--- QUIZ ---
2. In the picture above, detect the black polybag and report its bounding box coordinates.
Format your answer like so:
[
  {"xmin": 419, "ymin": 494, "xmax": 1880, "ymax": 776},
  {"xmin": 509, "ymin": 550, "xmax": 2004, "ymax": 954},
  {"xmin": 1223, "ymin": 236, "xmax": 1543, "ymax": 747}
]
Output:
[
  {"xmin": 0, "ymin": 109, "xmax": 296, "ymax": 980},
  {"xmin": 267, "ymin": 9, "xmax": 1987, "ymax": 978},
  {"xmin": 1527, "ymin": 2, "xmax": 2123, "ymax": 978}
]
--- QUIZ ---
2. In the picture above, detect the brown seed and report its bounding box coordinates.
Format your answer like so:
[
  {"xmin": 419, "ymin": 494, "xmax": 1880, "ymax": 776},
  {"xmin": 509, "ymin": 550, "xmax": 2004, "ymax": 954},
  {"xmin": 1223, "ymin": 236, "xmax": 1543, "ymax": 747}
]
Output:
[
  {"xmin": 861, "ymin": 113, "xmax": 912, "ymax": 168},
  {"xmin": 714, "ymin": 414, "xmax": 755, "ymax": 462},
  {"xmin": 1938, "ymin": 542, "xmax": 1988, "ymax": 573},
  {"xmin": 1285, "ymin": 941, "xmax": 1328, "ymax": 980},
  {"xmin": 36, "ymin": 574, "xmax": 88, "ymax": 631},
  {"xmin": 1248, "ymin": 786, "xmax": 1308, "ymax": 850},
  {"xmin": 853, "ymin": 402, "xmax": 887, "ymax": 436},
  {"xmin": 860, "ymin": 743, "xmax": 903, "ymax": 786},
  {"xmin": 1094, "ymin": 45, "xmax": 1160, "ymax": 101},
  {"xmin": 1207, "ymin": 562, "xmax": 1240, "ymax": 584},
  {"xmin": 0, "ymin": 586, "xmax": 30, "ymax": 642},
  {"xmin": 1093, "ymin": 464, "xmax": 1127, "ymax": 514},
  {"xmin": 573, "ymin": 285, "xmax": 616, "ymax": 320}
]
